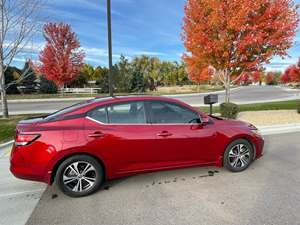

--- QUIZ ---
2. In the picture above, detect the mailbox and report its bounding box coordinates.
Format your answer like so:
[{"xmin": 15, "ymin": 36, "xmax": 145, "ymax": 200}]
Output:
[
  {"xmin": 204, "ymin": 94, "xmax": 218, "ymax": 105},
  {"xmin": 204, "ymin": 94, "xmax": 218, "ymax": 115}
]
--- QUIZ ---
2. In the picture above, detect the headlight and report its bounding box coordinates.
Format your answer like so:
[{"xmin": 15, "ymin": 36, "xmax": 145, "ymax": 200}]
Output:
[
  {"xmin": 248, "ymin": 124, "xmax": 261, "ymax": 136},
  {"xmin": 250, "ymin": 128, "xmax": 261, "ymax": 136}
]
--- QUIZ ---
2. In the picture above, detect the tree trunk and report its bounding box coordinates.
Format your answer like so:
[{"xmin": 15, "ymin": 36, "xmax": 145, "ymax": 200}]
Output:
[
  {"xmin": 0, "ymin": 65, "xmax": 9, "ymax": 118},
  {"xmin": 224, "ymin": 70, "xmax": 230, "ymax": 103},
  {"xmin": 197, "ymin": 83, "xmax": 200, "ymax": 92},
  {"xmin": 225, "ymin": 84, "xmax": 230, "ymax": 103}
]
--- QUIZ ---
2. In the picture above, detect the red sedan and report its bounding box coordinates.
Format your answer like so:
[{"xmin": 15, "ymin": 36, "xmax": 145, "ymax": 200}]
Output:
[{"xmin": 10, "ymin": 96, "xmax": 264, "ymax": 197}]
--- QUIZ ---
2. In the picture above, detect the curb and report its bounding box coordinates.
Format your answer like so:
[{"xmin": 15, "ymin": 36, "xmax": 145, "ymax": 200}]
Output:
[
  {"xmin": 7, "ymin": 97, "xmax": 92, "ymax": 103},
  {"xmin": 0, "ymin": 110, "xmax": 55, "ymax": 116},
  {"xmin": 258, "ymin": 123, "xmax": 300, "ymax": 135},
  {"xmin": 0, "ymin": 140, "xmax": 14, "ymax": 149}
]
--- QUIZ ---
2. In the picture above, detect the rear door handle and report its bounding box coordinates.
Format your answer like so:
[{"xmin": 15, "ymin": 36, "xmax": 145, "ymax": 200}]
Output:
[
  {"xmin": 157, "ymin": 131, "xmax": 173, "ymax": 137},
  {"xmin": 88, "ymin": 132, "xmax": 105, "ymax": 138}
]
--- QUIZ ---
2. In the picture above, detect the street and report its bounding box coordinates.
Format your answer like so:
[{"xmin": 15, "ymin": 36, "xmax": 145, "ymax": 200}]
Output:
[
  {"xmin": 2, "ymin": 86, "xmax": 300, "ymax": 115},
  {"xmin": 1, "ymin": 132, "xmax": 297, "ymax": 225}
]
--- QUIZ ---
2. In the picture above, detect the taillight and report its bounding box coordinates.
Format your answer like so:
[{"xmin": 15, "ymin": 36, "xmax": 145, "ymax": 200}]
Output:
[{"xmin": 15, "ymin": 133, "xmax": 40, "ymax": 146}]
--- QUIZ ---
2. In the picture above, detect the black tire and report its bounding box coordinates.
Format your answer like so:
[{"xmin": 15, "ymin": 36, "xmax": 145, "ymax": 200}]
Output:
[
  {"xmin": 56, "ymin": 154, "xmax": 103, "ymax": 197},
  {"xmin": 223, "ymin": 139, "xmax": 254, "ymax": 172}
]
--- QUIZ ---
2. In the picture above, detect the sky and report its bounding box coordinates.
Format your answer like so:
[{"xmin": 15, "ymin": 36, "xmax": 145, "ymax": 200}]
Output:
[{"xmin": 12, "ymin": 0, "xmax": 300, "ymax": 72}]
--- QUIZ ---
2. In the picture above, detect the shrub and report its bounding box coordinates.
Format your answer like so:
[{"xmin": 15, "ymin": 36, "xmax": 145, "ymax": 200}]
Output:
[
  {"xmin": 297, "ymin": 101, "xmax": 300, "ymax": 114},
  {"xmin": 220, "ymin": 102, "xmax": 239, "ymax": 119}
]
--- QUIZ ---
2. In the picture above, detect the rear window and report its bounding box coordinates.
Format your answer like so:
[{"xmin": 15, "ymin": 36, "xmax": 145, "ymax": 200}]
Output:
[{"xmin": 45, "ymin": 101, "xmax": 92, "ymax": 121}]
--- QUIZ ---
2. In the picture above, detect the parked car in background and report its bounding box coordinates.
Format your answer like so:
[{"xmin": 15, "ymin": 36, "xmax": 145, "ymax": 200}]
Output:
[{"xmin": 10, "ymin": 96, "xmax": 264, "ymax": 197}]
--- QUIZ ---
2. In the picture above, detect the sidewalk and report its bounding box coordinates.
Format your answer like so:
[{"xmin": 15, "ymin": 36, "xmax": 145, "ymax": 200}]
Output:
[
  {"xmin": 238, "ymin": 110, "xmax": 300, "ymax": 126},
  {"xmin": 0, "ymin": 150, "xmax": 45, "ymax": 225}
]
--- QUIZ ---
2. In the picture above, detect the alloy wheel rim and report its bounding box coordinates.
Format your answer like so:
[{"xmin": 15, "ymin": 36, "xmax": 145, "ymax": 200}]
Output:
[
  {"xmin": 228, "ymin": 144, "xmax": 251, "ymax": 168},
  {"xmin": 63, "ymin": 161, "xmax": 97, "ymax": 192}
]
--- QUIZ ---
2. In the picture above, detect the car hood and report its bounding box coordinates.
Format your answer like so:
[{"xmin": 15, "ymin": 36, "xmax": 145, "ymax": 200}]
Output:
[{"xmin": 210, "ymin": 116, "xmax": 254, "ymax": 129}]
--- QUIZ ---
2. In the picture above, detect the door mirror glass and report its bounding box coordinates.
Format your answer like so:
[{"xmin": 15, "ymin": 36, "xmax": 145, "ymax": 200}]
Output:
[{"xmin": 201, "ymin": 115, "xmax": 211, "ymax": 124}]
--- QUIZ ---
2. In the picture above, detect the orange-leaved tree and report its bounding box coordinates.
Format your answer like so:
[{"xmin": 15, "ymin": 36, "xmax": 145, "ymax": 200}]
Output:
[
  {"xmin": 36, "ymin": 23, "xmax": 85, "ymax": 88},
  {"xmin": 182, "ymin": 0, "xmax": 299, "ymax": 102},
  {"xmin": 188, "ymin": 64, "xmax": 215, "ymax": 88}
]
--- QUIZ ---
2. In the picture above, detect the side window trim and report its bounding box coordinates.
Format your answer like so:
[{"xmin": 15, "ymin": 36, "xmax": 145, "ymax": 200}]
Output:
[
  {"xmin": 86, "ymin": 100, "xmax": 202, "ymax": 125},
  {"xmin": 87, "ymin": 100, "xmax": 149, "ymax": 125}
]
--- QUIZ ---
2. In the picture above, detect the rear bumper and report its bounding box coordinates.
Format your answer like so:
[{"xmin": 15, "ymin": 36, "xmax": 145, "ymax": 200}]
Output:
[
  {"xmin": 10, "ymin": 163, "xmax": 46, "ymax": 182},
  {"xmin": 10, "ymin": 144, "xmax": 52, "ymax": 184}
]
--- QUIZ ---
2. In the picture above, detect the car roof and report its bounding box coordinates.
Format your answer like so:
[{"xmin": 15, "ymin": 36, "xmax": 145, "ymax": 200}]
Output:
[
  {"xmin": 49, "ymin": 95, "xmax": 198, "ymax": 119},
  {"xmin": 92, "ymin": 95, "xmax": 183, "ymax": 105}
]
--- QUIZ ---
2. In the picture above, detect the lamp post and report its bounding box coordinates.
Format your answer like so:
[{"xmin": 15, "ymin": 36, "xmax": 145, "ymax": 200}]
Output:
[{"xmin": 107, "ymin": 0, "xmax": 113, "ymax": 96}]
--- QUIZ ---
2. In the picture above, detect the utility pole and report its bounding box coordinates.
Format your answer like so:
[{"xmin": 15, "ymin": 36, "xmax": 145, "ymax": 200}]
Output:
[{"xmin": 107, "ymin": 0, "xmax": 113, "ymax": 96}]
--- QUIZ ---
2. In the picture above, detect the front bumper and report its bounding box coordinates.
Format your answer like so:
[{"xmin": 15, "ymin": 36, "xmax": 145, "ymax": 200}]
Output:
[{"xmin": 254, "ymin": 135, "xmax": 265, "ymax": 158}]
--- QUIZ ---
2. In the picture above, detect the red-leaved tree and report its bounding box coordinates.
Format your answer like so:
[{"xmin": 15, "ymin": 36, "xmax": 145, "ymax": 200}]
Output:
[
  {"xmin": 280, "ymin": 69, "xmax": 292, "ymax": 83},
  {"xmin": 182, "ymin": 0, "xmax": 299, "ymax": 102},
  {"xmin": 37, "ymin": 23, "xmax": 85, "ymax": 88},
  {"xmin": 266, "ymin": 72, "xmax": 275, "ymax": 85},
  {"xmin": 281, "ymin": 58, "xmax": 300, "ymax": 84},
  {"xmin": 252, "ymin": 71, "xmax": 263, "ymax": 84},
  {"xmin": 238, "ymin": 72, "xmax": 251, "ymax": 85}
]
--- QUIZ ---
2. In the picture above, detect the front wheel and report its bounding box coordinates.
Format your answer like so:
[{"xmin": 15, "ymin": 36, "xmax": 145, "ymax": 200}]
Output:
[
  {"xmin": 56, "ymin": 155, "xmax": 103, "ymax": 197},
  {"xmin": 223, "ymin": 139, "xmax": 254, "ymax": 172}
]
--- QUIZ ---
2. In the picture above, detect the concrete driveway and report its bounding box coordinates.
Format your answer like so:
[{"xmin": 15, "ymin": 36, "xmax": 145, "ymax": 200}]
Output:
[
  {"xmin": 0, "ymin": 145, "xmax": 45, "ymax": 225},
  {"xmin": 2, "ymin": 85, "xmax": 300, "ymax": 115},
  {"xmin": 23, "ymin": 132, "xmax": 300, "ymax": 225}
]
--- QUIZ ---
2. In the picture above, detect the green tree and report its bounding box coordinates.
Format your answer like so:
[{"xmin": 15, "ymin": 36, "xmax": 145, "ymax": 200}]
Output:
[
  {"xmin": 17, "ymin": 62, "xmax": 38, "ymax": 94},
  {"xmin": 114, "ymin": 55, "xmax": 133, "ymax": 92}
]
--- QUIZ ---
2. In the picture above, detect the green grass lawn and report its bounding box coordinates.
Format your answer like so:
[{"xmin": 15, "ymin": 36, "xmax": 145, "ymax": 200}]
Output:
[
  {"xmin": 197, "ymin": 100, "xmax": 300, "ymax": 113},
  {"xmin": 1, "ymin": 100, "xmax": 299, "ymax": 144},
  {"xmin": 0, "ymin": 115, "xmax": 45, "ymax": 144},
  {"xmin": 0, "ymin": 115, "xmax": 22, "ymax": 144}
]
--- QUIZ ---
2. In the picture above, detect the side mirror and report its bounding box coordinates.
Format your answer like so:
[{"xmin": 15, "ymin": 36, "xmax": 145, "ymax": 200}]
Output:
[
  {"xmin": 200, "ymin": 114, "xmax": 212, "ymax": 126},
  {"xmin": 201, "ymin": 117, "xmax": 210, "ymax": 124},
  {"xmin": 190, "ymin": 118, "xmax": 203, "ymax": 130}
]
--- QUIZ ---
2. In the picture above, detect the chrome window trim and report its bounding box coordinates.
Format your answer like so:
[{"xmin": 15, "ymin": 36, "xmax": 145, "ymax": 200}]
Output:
[{"xmin": 86, "ymin": 116, "xmax": 200, "ymax": 126}]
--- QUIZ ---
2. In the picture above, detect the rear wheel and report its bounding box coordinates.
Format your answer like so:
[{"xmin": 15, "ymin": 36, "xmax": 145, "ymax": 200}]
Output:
[
  {"xmin": 223, "ymin": 139, "xmax": 254, "ymax": 172},
  {"xmin": 56, "ymin": 155, "xmax": 103, "ymax": 197}
]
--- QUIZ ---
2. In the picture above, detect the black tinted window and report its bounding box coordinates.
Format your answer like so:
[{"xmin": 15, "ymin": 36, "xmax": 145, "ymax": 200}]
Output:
[
  {"xmin": 149, "ymin": 101, "xmax": 199, "ymax": 124},
  {"xmin": 87, "ymin": 106, "xmax": 107, "ymax": 123},
  {"xmin": 107, "ymin": 102, "xmax": 146, "ymax": 124}
]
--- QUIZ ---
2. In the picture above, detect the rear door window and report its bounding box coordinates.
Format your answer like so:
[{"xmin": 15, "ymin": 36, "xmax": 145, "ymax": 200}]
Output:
[
  {"xmin": 107, "ymin": 101, "xmax": 146, "ymax": 124},
  {"xmin": 87, "ymin": 106, "xmax": 108, "ymax": 123}
]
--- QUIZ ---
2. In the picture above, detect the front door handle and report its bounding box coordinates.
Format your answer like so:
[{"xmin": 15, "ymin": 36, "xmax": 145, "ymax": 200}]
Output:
[
  {"xmin": 157, "ymin": 131, "xmax": 173, "ymax": 137},
  {"xmin": 88, "ymin": 131, "xmax": 105, "ymax": 138}
]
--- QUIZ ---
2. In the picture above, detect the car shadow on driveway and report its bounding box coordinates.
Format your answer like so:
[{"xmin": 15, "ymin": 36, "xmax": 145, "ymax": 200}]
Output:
[{"xmin": 26, "ymin": 165, "xmax": 223, "ymax": 225}]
